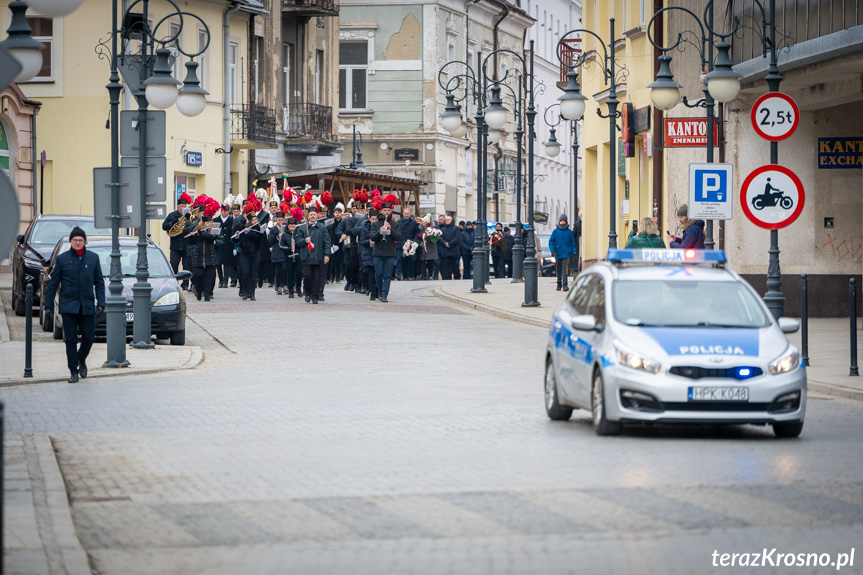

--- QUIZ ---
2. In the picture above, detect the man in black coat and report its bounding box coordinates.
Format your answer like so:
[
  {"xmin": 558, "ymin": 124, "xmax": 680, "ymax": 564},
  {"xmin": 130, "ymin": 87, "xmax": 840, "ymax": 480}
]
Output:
[
  {"xmin": 42, "ymin": 227, "xmax": 106, "ymax": 383},
  {"xmin": 439, "ymin": 215, "xmax": 461, "ymax": 280},
  {"xmin": 161, "ymin": 192, "xmax": 196, "ymax": 290},
  {"xmin": 503, "ymin": 227, "xmax": 514, "ymax": 278},
  {"xmin": 294, "ymin": 206, "xmax": 332, "ymax": 304},
  {"xmin": 189, "ymin": 216, "xmax": 220, "ymax": 301},
  {"xmin": 371, "ymin": 201, "xmax": 402, "ymax": 302},
  {"xmin": 460, "ymin": 221, "xmax": 475, "ymax": 279},
  {"xmin": 218, "ymin": 204, "xmax": 241, "ymax": 287},
  {"xmin": 235, "ymin": 212, "xmax": 264, "ymax": 301}
]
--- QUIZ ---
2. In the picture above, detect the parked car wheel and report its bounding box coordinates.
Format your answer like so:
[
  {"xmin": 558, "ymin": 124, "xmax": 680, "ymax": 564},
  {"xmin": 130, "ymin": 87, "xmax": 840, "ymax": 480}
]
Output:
[
  {"xmin": 169, "ymin": 329, "xmax": 185, "ymax": 346},
  {"xmin": 53, "ymin": 318, "xmax": 63, "ymax": 340},
  {"xmin": 41, "ymin": 306, "xmax": 54, "ymax": 333},
  {"xmin": 772, "ymin": 421, "xmax": 803, "ymax": 438},
  {"xmin": 13, "ymin": 288, "xmax": 26, "ymax": 316}
]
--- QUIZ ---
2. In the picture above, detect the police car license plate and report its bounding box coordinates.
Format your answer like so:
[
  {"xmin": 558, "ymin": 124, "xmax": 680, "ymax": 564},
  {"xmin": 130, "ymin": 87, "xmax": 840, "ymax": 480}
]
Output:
[
  {"xmin": 688, "ymin": 386, "xmax": 749, "ymax": 401},
  {"xmin": 125, "ymin": 312, "xmax": 134, "ymax": 322}
]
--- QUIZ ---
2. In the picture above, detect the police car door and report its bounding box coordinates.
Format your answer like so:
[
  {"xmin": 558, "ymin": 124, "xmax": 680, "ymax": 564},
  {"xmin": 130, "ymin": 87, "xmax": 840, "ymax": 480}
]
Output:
[
  {"xmin": 571, "ymin": 275, "xmax": 606, "ymax": 407},
  {"xmin": 555, "ymin": 275, "xmax": 593, "ymax": 403}
]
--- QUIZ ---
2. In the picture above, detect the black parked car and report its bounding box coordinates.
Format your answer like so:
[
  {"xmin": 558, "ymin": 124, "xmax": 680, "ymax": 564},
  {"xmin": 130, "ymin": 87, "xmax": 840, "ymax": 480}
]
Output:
[
  {"xmin": 11, "ymin": 215, "xmax": 99, "ymax": 316},
  {"xmin": 40, "ymin": 235, "xmax": 190, "ymax": 345}
]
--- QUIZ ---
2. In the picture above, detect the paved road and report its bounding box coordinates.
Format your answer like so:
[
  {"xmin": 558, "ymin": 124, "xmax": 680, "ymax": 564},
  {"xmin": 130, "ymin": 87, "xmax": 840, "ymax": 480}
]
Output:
[{"xmin": 4, "ymin": 280, "xmax": 863, "ymax": 574}]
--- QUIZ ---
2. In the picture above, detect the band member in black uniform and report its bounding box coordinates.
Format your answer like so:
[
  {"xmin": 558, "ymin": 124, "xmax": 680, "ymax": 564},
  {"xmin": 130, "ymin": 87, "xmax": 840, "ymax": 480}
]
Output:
[
  {"xmin": 279, "ymin": 217, "xmax": 301, "ymax": 297},
  {"xmin": 162, "ymin": 192, "xmax": 196, "ymax": 290},
  {"xmin": 258, "ymin": 200, "xmax": 277, "ymax": 288},
  {"xmin": 293, "ymin": 205, "xmax": 331, "ymax": 304},
  {"xmin": 188, "ymin": 216, "xmax": 220, "ymax": 301},
  {"xmin": 234, "ymin": 209, "xmax": 264, "ymax": 301},
  {"xmin": 218, "ymin": 204, "xmax": 241, "ymax": 287},
  {"xmin": 269, "ymin": 212, "xmax": 287, "ymax": 294},
  {"xmin": 213, "ymin": 204, "xmax": 230, "ymax": 288}
]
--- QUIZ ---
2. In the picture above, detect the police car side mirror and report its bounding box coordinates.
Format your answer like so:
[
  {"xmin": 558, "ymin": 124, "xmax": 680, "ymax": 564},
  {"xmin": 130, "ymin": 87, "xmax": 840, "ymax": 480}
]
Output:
[
  {"xmin": 778, "ymin": 317, "xmax": 800, "ymax": 334},
  {"xmin": 571, "ymin": 314, "xmax": 598, "ymax": 332}
]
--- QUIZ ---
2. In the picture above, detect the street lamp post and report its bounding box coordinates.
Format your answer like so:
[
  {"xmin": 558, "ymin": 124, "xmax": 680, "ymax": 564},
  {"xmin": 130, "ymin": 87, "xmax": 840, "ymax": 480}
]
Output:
[
  {"xmin": 543, "ymin": 104, "xmax": 581, "ymax": 277},
  {"xmin": 439, "ymin": 56, "xmax": 489, "ymax": 293},
  {"xmin": 647, "ymin": 3, "xmax": 742, "ymax": 252},
  {"xmin": 349, "ymin": 124, "xmax": 365, "ymax": 169},
  {"xmin": 556, "ymin": 20, "xmax": 624, "ymax": 251},
  {"xmin": 100, "ymin": 0, "xmax": 210, "ymax": 357}
]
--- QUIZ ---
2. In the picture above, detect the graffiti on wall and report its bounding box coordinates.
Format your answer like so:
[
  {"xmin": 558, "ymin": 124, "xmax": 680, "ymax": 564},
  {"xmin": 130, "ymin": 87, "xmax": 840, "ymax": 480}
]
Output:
[{"xmin": 821, "ymin": 232, "xmax": 863, "ymax": 264}]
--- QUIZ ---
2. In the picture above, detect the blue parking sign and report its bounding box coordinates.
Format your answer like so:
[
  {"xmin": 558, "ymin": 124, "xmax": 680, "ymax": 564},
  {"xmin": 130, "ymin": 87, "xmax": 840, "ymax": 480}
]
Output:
[{"xmin": 688, "ymin": 163, "xmax": 733, "ymax": 220}]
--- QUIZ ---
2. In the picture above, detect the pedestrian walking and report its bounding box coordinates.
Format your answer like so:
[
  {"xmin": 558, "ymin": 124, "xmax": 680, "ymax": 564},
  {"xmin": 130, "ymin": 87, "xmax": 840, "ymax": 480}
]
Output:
[
  {"xmin": 503, "ymin": 227, "xmax": 514, "ymax": 278},
  {"xmin": 460, "ymin": 221, "xmax": 475, "ymax": 279},
  {"xmin": 549, "ymin": 214, "xmax": 578, "ymax": 291},
  {"xmin": 279, "ymin": 217, "xmax": 302, "ymax": 297},
  {"xmin": 439, "ymin": 215, "xmax": 461, "ymax": 280},
  {"xmin": 189, "ymin": 216, "xmax": 219, "ymax": 301},
  {"xmin": 42, "ymin": 227, "xmax": 105, "ymax": 383},
  {"xmin": 371, "ymin": 195, "xmax": 402, "ymax": 302},
  {"xmin": 419, "ymin": 214, "xmax": 440, "ymax": 280},
  {"xmin": 162, "ymin": 192, "xmax": 196, "ymax": 291},
  {"xmin": 234, "ymin": 205, "xmax": 265, "ymax": 301},
  {"xmin": 398, "ymin": 208, "xmax": 420, "ymax": 280},
  {"xmin": 490, "ymin": 223, "xmax": 506, "ymax": 278},
  {"xmin": 360, "ymin": 210, "xmax": 378, "ymax": 300}
]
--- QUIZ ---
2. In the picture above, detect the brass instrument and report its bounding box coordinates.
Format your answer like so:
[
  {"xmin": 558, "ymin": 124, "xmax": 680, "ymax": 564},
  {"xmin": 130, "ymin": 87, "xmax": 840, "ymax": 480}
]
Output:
[{"xmin": 167, "ymin": 206, "xmax": 203, "ymax": 237}]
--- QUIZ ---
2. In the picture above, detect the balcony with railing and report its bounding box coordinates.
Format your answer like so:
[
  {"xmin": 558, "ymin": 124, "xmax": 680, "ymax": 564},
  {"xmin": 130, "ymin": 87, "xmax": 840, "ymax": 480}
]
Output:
[
  {"xmin": 231, "ymin": 104, "xmax": 279, "ymax": 149},
  {"xmin": 282, "ymin": 103, "xmax": 337, "ymax": 144},
  {"xmin": 281, "ymin": 0, "xmax": 338, "ymax": 17}
]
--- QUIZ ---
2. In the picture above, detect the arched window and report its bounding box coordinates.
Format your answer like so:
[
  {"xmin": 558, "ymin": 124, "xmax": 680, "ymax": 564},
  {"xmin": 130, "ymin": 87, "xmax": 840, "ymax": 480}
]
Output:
[{"xmin": 0, "ymin": 121, "xmax": 12, "ymax": 179}]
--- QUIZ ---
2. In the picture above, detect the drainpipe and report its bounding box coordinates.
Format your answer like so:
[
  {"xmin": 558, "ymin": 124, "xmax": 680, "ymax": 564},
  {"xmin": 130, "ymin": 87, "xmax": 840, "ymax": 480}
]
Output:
[
  {"xmin": 30, "ymin": 110, "xmax": 37, "ymax": 215},
  {"xmin": 491, "ymin": 3, "xmax": 509, "ymax": 80},
  {"xmin": 224, "ymin": 2, "xmax": 241, "ymax": 201},
  {"xmin": 651, "ymin": 0, "xmax": 664, "ymax": 230}
]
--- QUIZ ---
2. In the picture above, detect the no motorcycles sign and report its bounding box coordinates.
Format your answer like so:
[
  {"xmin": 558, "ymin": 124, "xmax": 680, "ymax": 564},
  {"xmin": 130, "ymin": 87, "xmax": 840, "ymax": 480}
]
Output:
[{"xmin": 740, "ymin": 165, "xmax": 805, "ymax": 230}]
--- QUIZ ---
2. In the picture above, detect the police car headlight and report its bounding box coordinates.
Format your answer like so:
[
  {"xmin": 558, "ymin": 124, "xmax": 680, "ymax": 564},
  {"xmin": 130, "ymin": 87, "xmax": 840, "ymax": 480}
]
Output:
[
  {"xmin": 548, "ymin": 256, "xmax": 556, "ymax": 263},
  {"xmin": 614, "ymin": 342, "xmax": 661, "ymax": 374},
  {"xmin": 154, "ymin": 291, "xmax": 180, "ymax": 307},
  {"xmin": 769, "ymin": 348, "xmax": 800, "ymax": 375}
]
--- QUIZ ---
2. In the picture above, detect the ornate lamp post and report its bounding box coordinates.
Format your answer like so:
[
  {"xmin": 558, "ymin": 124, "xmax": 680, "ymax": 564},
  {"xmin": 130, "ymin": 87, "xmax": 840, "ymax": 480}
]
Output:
[
  {"xmin": 349, "ymin": 124, "xmax": 365, "ymax": 169},
  {"xmin": 556, "ymin": 20, "xmax": 626, "ymax": 251},
  {"xmin": 438, "ymin": 57, "xmax": 489, "ymax": 293},
  {"xmin": 98, "ymin": 0, "xmax": 210, "ymax": 358},
  {"xmin": 647, "ymin": 3, "xmax": 743, "ymax": 252},
  {"xmin": 647, "ymin": 0, "xmax": 787, "ymax": 318}
]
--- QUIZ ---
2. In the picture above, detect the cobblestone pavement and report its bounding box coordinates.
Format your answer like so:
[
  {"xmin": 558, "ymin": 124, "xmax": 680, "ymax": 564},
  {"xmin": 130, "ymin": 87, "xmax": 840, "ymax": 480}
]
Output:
[{"xmin": 3, "ymin": 280, "xmax": 863, "ymax": 574}]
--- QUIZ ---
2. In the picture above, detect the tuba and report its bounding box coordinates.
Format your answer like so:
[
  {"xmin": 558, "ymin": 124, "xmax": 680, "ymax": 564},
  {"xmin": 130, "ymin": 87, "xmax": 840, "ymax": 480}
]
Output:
[{"xmin": 167, "ymin": 206, "xmax": 203, "ymax": 237}]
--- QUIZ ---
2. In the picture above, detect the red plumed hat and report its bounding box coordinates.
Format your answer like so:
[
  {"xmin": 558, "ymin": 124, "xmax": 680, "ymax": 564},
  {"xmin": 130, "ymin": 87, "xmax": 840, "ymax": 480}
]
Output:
[
  {"xmin": 280, "ymin": 201, "xmax": 291, "ymax": 215},
  {"xmin": 382, "ymin": 193, "xmax": 399, "ymax": 206},
  {"xmin": 371, "ymin": 189, "xmax": 381, "ymax": 198},
  {"xmin": 178, "ymin": 192, "xmax": 193, "ymax": 205},
  {"xmin": 303, "ymin": 191, "xmax": 313, "ymax": 204},
  {"xmin": 203, "ymin": 198, "xmax": 220, "ymax": 218},
  {"xmin": 321, "ymin": 191, "xmax": 333, "ymax": 206},
  {"xmin": 290, "ymin": 207, "xmax": 304, "ymax": 221},
  {"xmin": 244, "ymin": 202, "xmax": 256, "ymax": 215},
  {"xmin": 371, "ymin": 198, "xmax": 383, "ymax": 211},
  {"xmin": 192, "ymin": 194, "xmax": 209, "ymax": 208},
  {"xmin": 359, "ymin": 189, "xmax": 369, "ymax": 203}
]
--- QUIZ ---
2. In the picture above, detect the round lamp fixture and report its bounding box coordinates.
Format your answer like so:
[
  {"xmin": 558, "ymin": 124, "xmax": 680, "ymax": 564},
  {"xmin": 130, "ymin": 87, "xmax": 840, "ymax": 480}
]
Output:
[
  {"xmin": 483, "ymin": 85, "xmax": 508, "ymax": 129},
  {"xmin": 2, "ymin": 1, "xmax": 44, "ymax": 83},
  {"xmin": 647, "ymin": 54, "xmax": 683, "ymax": 111},
  {"xmin": 558, "ymin": 70, "xmax": 588, "ymax": 121},
  {"xmin": 544, "ymin": 128, "xmax": 561, "ymax": 158},
  {"xmin": 705, "ymin": 42, "xmax": 742, "ymax": 103},
  {"xmin": 486, "ymin": 127, "xmax": 503, "ymax": 145},
  {"xmin": 440, "ymin": 93, "xmax": 463, "ymax": 133},
  {"xmin": 451, "ymin": 121, "xmax": 468, "ymax": 139},
  {"xmin": 177, "ymin": 60, "xmax": 209, "ymax": 117},
  {"xmin": 144, "ymin": 48, "xmax": 181, "ymax": 109},
  {"xmin": 23, "ymin": 0, "xmax": 84, "ymax": 17}
]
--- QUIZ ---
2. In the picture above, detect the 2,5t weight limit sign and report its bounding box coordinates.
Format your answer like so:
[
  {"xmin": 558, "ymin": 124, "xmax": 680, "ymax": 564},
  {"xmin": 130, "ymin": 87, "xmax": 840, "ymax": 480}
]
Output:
[{"xmin": 751, "ymin": 93, "xmax": 799, "ymax": 141}]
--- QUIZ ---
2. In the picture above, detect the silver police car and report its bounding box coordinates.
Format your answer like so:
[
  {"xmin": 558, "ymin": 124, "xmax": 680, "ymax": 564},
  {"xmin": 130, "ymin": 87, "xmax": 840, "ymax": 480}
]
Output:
[{"xmin": 544, "ymin": 249, "xmax": 806, "ymax": 437}]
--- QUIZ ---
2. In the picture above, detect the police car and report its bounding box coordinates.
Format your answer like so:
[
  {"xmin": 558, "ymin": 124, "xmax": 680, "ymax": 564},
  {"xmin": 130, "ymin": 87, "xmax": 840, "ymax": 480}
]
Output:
[{"xmin": 544, "ymin": 249, "xmax": 806, "ymax": 437}]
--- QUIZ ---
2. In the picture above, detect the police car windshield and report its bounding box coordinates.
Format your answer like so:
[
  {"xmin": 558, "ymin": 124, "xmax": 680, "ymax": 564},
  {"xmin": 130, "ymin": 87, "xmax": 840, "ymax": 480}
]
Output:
[{"xmin": 612, "ymin": 280, "xmax": 770, "ymax": 328}]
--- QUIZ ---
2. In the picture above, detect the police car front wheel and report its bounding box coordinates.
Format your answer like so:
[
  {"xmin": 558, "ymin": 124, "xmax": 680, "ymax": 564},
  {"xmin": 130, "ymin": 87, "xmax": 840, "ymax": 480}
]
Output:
[
  {"xmin": 544, "ymin": 358, "xmax": 573, "ymax": 421},
  {"xmin": 592, "ymin": 371, "xmax": 622, "ymax": 436}
]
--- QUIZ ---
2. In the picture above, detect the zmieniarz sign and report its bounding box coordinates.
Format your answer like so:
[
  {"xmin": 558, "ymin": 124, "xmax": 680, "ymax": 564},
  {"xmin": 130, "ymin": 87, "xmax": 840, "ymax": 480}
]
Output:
[{"xmin": 818, "ymin": 138, "xmax": 862, "ymax": 169}]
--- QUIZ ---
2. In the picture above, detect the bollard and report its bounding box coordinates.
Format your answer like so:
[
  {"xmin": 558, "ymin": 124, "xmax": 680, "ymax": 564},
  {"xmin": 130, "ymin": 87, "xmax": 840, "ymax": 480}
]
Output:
[
  {"xmin": 801, "ymin": 274, "xmax": 809, "ymax": 367},
  {"xmin": 1, "ymin": 400, "xmax": 4, "ymax": 575},
  {"xmin": 24, "ymin": 284, "xmax": 33, "ymax": 378},
  {"xmin": 851, "ymin": 278, "xmax": 859, "ymax": 377}
]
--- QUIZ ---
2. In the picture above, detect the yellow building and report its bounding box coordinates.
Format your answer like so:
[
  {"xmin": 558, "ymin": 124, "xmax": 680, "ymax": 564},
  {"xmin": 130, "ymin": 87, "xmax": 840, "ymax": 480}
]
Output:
[
  {"xmin": 0, "ymin": 0, "xmax": 262, "ymax": 254},
  {"xmin": 578, "ymin": 0, "xmax": 659, "ymax": 261}
]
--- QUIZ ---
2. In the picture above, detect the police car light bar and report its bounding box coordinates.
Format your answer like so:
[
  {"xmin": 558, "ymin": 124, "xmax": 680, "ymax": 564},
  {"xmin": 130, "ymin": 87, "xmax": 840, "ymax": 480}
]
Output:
[{"xmin": 607, "ymin": 249, "xmax": 727, "ymax": 264}]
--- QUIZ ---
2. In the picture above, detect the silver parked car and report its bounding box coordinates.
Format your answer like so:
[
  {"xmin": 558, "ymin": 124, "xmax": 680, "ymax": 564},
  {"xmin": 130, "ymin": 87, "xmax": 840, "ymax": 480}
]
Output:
[{"xmin": 544, "ymin": 249, "xmax": 806, "ymax": 437}]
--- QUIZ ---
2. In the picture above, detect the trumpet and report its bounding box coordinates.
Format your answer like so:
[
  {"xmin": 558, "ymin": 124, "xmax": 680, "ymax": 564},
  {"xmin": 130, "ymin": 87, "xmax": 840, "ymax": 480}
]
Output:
[{"xmin": 167, "ymin": 206, "xmax": 203, "ymax": 237}]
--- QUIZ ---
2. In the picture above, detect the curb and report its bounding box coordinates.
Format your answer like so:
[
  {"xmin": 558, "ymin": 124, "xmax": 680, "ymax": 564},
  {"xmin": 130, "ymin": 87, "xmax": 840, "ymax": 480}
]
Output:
[
  {"xmin": 432, "ymin": 288, "xmax": 863, "ymax": 405},
  {"xmin": 432, "ymin": 287, "xmax": 548, "ymax": 329},
  {"xmin": 31, "ymin": 433, "xmax": 92, "ymax": 575},
  {"xmin": 808, "ymin": 380, "xmax": 863, "ymax": 404},
  {"xmin": 0, "ymin": 345, "xmax": 205, "ymax": 388}
]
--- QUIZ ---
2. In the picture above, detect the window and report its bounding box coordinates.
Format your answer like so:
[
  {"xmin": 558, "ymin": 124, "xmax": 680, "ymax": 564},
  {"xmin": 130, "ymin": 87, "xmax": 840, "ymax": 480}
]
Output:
[
  {"xmin": 228, "ymin": 41, "xmax": 239, "ymax": 107},
  {"xmin": 173, "ymin": 174, "xmax": 197, "ymax": 206},
  {"xmin": 315, "ymin": 50, "xmax": 324, "ymax": 105},
  {"xmin": 197, "ymin": 29, "xmax": 208, "ymax": 90},
  {"xmin": 26, "ymin": 17, "xmax": 53, "ymax": 81},
  {"xmin": 339, "ymin": 41, "xmax": 368, "ymax": 110},
  {"xmin": 169, "ymin": 22, "xmax": 182, "ymax": 80},
  {"xmin": 254, "ymin": 36, "xmax": 263, "ymax": 103},
  {"xmin": 0, "ymin": 122, "xmax": 10, "ymax": 178},
  {"xmin": 640, "ymin": 0, "xmax": 646, "ymax": 26},
  {"xmin": 447, "ymin": 41, "xmax": 455, "ymax": 62},
  {"xmin": 282, "ymin": 43, "xmax": 293, "ymax": 108}
]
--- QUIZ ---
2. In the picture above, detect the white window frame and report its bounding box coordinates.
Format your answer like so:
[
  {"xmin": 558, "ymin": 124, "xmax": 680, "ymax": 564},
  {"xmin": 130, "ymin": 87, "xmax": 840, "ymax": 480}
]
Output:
[
  {"xmin": 0, "ymin": 120, "xmax": 13, "ymax": 179},
  {"xmin": 283, "ymin": 43, "xmax": 292, "ymax": 108},
  {"xmin": 25, "ymin": 16, "xmax": 54, "ymax": 82},
  {"xmin": 339, "ymin": 26, "xmax": 376, "ymax": 112},
  {"xmin": 339, "ymin": 40, "xmax": 369, "ymax": 111},
  {"xmin": 173, "ymin": 174, "xmax": 198, "ymax": 207},
  {"xmin": 228, "ymin": 40, "xmax": 239, "ymax": 108},
  {"xmin": 197, "ymin": 27, "xmax": 209, "ymax": 91},
  {"xmin": 169, "ymin": 21, "xmax": 182, "ymax": 81},
  {"xmin": 315, "ymin": 49, "xmax": 324, "ymax": 105},
  {"xmin": 254, "ymin": 36, "xmax": 264, "ymax": 103}
]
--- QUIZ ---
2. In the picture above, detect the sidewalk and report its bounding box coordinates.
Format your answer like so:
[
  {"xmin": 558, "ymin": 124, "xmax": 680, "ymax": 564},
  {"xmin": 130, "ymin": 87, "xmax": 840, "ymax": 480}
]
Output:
[{"xmin": 434, "ymin": 276, "xmax": 863, "ymax": 403}]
